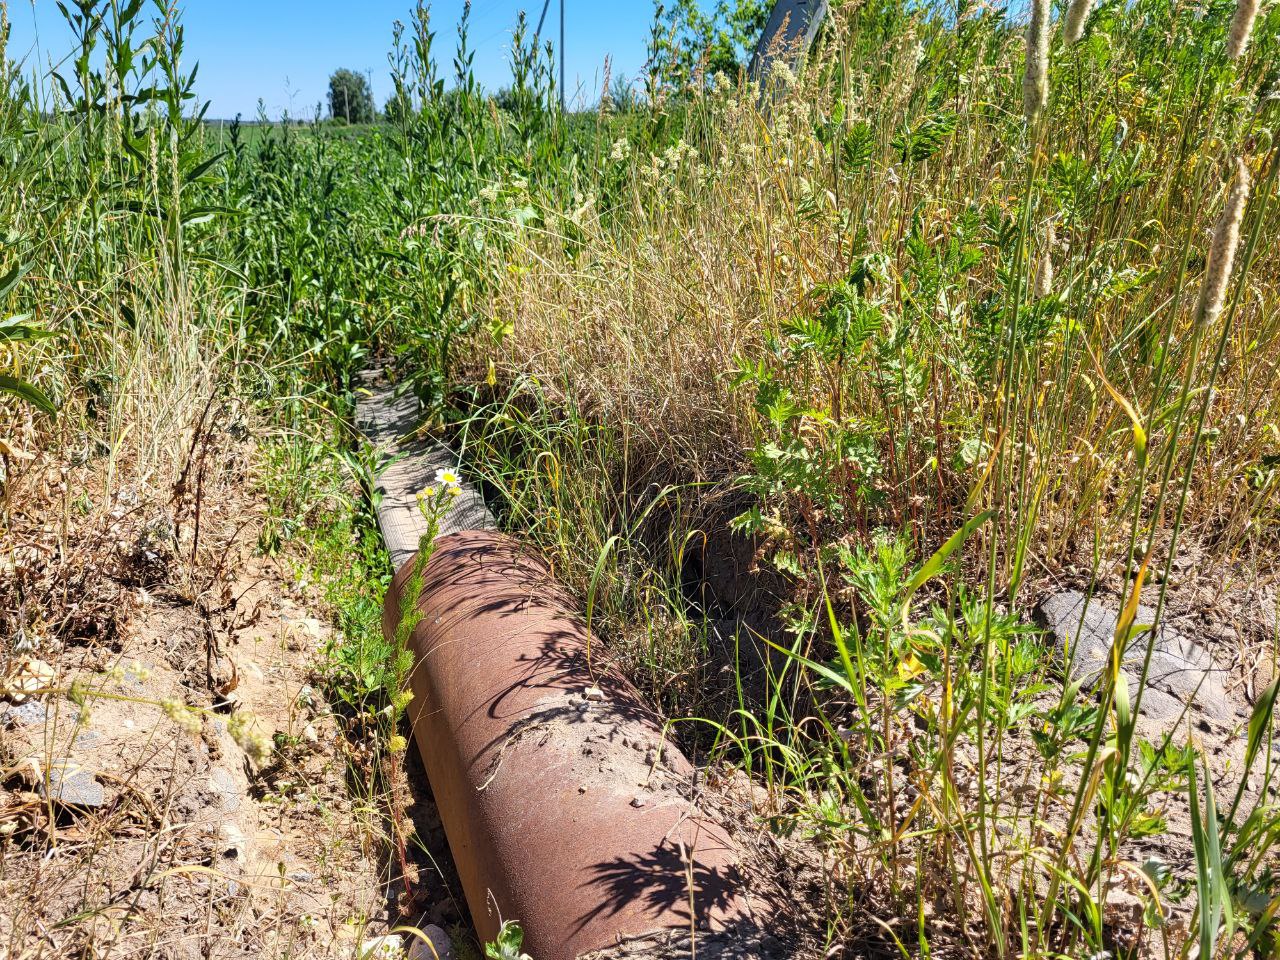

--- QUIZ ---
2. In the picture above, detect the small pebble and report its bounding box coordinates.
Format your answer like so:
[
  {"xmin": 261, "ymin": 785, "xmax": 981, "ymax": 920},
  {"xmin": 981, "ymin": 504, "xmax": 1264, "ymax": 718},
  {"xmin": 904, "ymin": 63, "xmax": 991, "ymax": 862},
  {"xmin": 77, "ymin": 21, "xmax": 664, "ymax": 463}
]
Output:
[
  {"xmin": 218, "ymin": 821, "xmax": 249, "ymax": 861},
  {"xmin": 408, "ymin": 925, "xmax": 456, "ymax": 960}
]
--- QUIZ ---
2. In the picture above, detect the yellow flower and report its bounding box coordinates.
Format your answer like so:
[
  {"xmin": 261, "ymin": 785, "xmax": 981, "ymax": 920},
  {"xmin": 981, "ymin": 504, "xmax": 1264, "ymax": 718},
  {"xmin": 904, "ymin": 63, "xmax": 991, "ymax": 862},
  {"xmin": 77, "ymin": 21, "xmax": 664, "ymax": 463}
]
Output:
[{"xmin": 392, "ymin": 689, "xmax": 414, "ymax": 710}]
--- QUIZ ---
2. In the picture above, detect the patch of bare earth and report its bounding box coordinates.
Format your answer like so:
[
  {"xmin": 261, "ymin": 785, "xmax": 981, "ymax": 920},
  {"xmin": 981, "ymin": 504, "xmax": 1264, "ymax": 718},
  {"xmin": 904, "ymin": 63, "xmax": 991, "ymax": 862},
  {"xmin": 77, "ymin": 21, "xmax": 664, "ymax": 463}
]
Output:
[{"xmin": 0, "ymin": 433, "xmax": 458, "ymax": 959}]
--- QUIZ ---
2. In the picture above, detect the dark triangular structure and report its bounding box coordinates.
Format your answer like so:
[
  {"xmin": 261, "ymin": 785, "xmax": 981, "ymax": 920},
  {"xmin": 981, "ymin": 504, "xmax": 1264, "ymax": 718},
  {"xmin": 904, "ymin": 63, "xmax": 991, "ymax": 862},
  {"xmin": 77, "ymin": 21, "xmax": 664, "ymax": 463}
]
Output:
[{"xmin": 748, "ymin": 0, "xmax": 830, "ymax": 80}]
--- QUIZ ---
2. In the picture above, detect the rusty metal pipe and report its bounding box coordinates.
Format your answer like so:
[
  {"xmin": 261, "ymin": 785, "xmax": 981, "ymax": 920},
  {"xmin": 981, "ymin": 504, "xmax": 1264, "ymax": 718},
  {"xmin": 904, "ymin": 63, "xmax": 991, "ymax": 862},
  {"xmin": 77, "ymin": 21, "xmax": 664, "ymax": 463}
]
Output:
[{"xmin": 383, "ymin": 531, "xmax": 755, "ymax": 960}]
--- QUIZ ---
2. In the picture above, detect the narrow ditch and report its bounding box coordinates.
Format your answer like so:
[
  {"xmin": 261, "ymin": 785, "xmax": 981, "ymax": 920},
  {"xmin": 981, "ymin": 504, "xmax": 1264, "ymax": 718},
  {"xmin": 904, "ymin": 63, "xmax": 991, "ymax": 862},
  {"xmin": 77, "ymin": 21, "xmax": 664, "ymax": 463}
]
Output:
[{"xmin": 355, "ymin": 372, "xmax": 814, "ymax": 959}]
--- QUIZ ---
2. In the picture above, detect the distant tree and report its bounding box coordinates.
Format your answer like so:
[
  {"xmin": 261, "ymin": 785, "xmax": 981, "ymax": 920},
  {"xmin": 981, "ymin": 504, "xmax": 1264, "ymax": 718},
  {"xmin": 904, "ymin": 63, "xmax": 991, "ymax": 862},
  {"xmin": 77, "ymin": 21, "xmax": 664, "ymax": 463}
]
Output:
[
  {"xmin": 608, "ymin": 74, "xmax": 641, "ymax": 113},
  {"xmin": 492, "ymin": 85, "xmax": 522, "ymax": 114},
  {"xmin": 327, "ymin": 69, "xmax": 375, "ymax": 124},
  {"xmin": 383, "ymin": 89, "xmax": 411, "ymax": 126},
  {"xmin": 653, "ymin": 0, "xmax": 770, "ymax": 90}
]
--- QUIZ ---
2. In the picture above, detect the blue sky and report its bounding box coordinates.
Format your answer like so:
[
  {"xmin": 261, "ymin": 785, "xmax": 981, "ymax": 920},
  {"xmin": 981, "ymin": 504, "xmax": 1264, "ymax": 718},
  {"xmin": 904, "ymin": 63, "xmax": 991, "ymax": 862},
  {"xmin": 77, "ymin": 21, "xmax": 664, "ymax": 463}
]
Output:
[{"xmin": 6, "ymin": 1, "xmax": 661, "ymax": 119}]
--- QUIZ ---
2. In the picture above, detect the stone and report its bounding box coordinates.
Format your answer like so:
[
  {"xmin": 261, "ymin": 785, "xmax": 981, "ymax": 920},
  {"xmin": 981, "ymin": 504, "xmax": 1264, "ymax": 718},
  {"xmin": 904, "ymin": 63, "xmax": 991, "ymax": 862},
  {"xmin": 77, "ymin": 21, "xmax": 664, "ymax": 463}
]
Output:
[
  {"xmin": 217, "ymin": 821, "xmax": 249, "ymax": 861},
  {"xmin": 0, "ymin": 700, "xmax": 51, "ymax": 728},
  {"xmin": 209, "ymin": 766, "xmax": 241, "ymax": 814},
  {"xmin": 240, "ymin": 661, "xmax": 266, "ymax": 683},
  {"xmin": 2, "ymin": 658, "xmax": 55, "ymax": 703},
  {"xmin": 407, "ymin": 925, "xmax": 455, "ymax": 960},
  {"xmin": 70, "ymin": 729, "xmax": 101, "ymax": 750},
  {"xmin": 40, "ymin": 761, "xmax": 106, "ymax": 808},
  {"xmin": 1037, "ymin": 590, "xmax": 1235, "ymax": 727},
  {"xmin": 294, "ymin": 617, "xmax": 330, "ymax": 646}
]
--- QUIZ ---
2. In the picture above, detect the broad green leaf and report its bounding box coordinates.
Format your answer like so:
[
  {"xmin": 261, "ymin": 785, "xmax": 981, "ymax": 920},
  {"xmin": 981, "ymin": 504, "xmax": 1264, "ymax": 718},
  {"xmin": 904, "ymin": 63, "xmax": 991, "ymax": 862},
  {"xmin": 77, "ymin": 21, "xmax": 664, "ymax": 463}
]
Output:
[
  {"xmin": 0, "ymin": 315, "xmax": 56, "ymax": 342},
  {"xmin": 905, "ymin": 510, "xmax": 994, "ymax": 598},
  {"xmin": 0, "ymin": 375, "xmax": 56, "ymax": 417},
  {"xmin": 0, "ymin": 262, "xmax": 31, "ymax": 300}
]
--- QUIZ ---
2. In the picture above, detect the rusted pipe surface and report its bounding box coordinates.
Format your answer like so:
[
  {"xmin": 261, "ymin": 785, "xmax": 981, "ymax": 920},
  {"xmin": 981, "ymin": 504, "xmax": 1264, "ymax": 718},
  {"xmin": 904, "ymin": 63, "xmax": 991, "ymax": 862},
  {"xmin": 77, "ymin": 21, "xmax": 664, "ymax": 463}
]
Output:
[{"xmin": 384, "ymin": 531, "xmax": 756, "ymax": 960}]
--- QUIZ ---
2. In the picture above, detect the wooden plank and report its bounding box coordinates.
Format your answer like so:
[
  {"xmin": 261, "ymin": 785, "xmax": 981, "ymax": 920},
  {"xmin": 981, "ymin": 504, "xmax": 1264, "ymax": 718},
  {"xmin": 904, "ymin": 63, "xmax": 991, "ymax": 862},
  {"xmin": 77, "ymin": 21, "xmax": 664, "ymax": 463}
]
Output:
[{"xmin": 355, "ymin": 370, "xmax": 495, "ymax": 572}]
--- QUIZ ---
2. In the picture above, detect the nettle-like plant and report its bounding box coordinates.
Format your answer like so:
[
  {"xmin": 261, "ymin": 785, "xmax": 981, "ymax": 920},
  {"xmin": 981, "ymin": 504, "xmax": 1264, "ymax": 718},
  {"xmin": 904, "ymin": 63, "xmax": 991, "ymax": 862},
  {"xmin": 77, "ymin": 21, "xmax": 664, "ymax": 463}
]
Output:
[{"xmin": 729, "ymin": 279, "xmax": 891, "ymax": 564}]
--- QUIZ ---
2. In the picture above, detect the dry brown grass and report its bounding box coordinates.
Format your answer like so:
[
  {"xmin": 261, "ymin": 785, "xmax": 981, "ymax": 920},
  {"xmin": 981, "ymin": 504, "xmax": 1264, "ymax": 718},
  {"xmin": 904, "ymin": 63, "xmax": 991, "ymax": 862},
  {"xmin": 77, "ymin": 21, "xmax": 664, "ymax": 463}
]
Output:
[{"xmin": 479, "ymin": 3, "xmax": 1280, "ymax": 581}]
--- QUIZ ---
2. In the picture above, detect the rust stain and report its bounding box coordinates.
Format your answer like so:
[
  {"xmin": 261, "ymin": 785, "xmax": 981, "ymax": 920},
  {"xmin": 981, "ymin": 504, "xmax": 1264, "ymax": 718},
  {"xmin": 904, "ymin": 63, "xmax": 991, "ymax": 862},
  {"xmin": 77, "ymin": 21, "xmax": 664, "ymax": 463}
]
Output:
[{"xmin": 384, "ymin": 531, "xmax": 753, "ymax": 960}]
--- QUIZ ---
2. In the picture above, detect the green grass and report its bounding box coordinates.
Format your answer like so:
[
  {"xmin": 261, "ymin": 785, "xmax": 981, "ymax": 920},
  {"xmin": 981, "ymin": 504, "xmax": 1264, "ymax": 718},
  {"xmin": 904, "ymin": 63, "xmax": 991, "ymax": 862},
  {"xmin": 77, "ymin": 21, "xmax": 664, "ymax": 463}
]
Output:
[{"xmin": 3, "ymin": 0, "xmax": 1280, "ymax": 955}]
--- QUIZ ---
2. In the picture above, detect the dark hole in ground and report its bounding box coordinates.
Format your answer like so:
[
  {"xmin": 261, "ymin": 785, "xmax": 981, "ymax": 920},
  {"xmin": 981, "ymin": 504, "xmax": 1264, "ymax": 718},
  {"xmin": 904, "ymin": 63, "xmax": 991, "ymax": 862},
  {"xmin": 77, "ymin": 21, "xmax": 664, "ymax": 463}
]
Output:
[
  {"xmin": 388, "ymin": 727, "xmax": 475, "ymax": 947},
  {"xmin": 435, "ymin": 386, "xmax": 804, "ymax": 765}
]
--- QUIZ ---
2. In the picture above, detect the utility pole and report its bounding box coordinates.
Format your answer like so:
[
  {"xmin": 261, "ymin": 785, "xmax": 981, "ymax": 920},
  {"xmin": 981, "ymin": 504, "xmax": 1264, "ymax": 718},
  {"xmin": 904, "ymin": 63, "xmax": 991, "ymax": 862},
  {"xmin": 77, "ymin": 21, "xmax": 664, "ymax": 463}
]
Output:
[{"xmin": 534, "ymin": 0, "xmax": 564, "ymax": 111}]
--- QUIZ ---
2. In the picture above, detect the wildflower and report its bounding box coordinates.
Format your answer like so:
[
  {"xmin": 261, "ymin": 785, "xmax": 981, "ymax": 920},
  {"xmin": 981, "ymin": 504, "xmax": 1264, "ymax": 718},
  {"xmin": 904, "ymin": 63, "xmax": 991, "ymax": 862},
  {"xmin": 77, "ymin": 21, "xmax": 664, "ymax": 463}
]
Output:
[
  {"xmin": 770, "ymin": 59, "xmax": 796, "ymax": 88},
  {"xmin": 1226, "ymin": 0, "xmax": 1260, "ymax": 59},
  {"xmin": 609, "ymin": 136, "xmax": 631, "ymax": 162},
  {"xmin": 388, "ymin": 734, "xmax": 408, "ymax": 753},
  {"xmin": 161, "ymin": 698, "xmax": 202, "ymax": 737},
  {"xmin": 1063, "ymin": 0, "xmax": 1093, "ymax": 43},
  {"xmin": 392, "ymin": 689, "xmax": 414, "ymax": 711},
  {"xmin": 478, "ymin": 182, "xmax": 500, "ymax": 203},
  {"xmin": 228, "ymin": 710, "xmax": 274, "ymax": 764},
  {"xmin": 662, "ymin": 139, "xmax": 693, "ymax": 168},
  {"xmin": 1023, "ymin": 0, "xmax": 1051, "ymax": 123},
  {"xmin": 1194, "ymin": 158, "xmax": 1251, "ymax": 328},
  {"xmin": 435, "ymin": 471, "xmax": 465, "ymax": 499}
]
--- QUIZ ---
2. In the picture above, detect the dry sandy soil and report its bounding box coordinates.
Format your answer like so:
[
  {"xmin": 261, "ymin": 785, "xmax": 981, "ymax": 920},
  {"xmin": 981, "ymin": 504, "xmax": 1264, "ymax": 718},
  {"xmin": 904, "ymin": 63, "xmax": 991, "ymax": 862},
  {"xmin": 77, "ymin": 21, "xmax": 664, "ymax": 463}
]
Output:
[
  {"xmin": 0, "ymin": 431, "xmax": 467, "ymax": 960},
  {"xmin": 2, "ymin": 404, "xmax": 1276, "ymax": 960}
]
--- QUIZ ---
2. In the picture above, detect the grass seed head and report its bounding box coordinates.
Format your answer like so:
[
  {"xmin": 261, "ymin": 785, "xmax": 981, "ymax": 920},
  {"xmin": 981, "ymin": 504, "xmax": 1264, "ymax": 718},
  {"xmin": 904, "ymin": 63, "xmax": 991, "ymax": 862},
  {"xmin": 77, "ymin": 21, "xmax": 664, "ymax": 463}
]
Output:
[
  {"xmin": 1195, "ymin": 157, "xmax": 1252, "ymax": 328},
  {"xmin": 1023, "ymin": 0, "xmax": 1052, "ymax": 122},
  {"xmin": 1227, "ymin": 0, "xmax": 1261, "ymax": 59},
  {"xmin": 1064, "ymin": 0, "xmax": 1094, "ymax": 43},
  {"xmin": 1034, "ymin": 221, "xmax": 1056, "ymax": 298}
]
